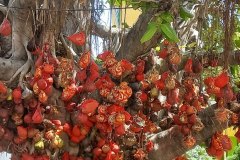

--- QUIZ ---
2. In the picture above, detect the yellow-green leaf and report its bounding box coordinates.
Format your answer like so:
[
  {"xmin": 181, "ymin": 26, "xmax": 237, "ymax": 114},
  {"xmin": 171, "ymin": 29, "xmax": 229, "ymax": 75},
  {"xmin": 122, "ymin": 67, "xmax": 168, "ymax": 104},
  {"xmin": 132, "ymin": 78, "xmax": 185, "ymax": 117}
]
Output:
[{"xmin": 140, "ymin": 22, "xmax": 158, "ymax": 43}]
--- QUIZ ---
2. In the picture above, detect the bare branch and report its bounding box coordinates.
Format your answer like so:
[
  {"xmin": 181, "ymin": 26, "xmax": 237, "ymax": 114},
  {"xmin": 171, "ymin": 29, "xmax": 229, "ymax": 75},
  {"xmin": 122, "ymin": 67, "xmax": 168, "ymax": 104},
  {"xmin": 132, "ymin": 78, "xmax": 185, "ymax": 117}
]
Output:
[{"xmin": 115, "ymin": 2, "xmax": 173, "ymax": 61}]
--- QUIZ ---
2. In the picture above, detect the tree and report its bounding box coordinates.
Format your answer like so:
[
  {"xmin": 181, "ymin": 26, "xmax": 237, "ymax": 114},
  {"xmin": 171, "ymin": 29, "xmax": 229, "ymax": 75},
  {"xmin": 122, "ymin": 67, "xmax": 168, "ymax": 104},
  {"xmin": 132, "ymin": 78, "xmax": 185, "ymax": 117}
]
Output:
[{"xmin": 0, "ymin": 0, "xmax": 239, "ymax": 160}]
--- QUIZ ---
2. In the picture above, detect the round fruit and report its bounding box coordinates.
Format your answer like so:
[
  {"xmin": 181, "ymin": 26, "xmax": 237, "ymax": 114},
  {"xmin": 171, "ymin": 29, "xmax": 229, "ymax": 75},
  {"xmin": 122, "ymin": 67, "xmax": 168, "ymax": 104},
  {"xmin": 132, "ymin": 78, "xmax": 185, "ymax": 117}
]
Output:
[{"xmin": 37, "ymin": 79, "xmax": 48, "ymax": 90}]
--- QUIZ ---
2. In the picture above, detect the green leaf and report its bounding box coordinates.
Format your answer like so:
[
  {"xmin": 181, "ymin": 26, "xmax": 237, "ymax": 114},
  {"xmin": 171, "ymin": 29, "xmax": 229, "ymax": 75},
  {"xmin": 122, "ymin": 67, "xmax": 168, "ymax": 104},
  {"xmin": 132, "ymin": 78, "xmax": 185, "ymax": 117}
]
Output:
[
  {"xmin": 235, "ymin": 39, "xmax": 240, "ymax": 48},
  {"xmin": 160, "ymin": 12, "xmax": 173, "ymax": 23},
  {"xmin": 140, "ymin": 22, "xmax": 158, "ymax": 43},
  {"xmin": 179, "ymin": 6, "xmax": 193, "ymax": 20},
  {"xmin": 160, "ymin": 23, "xmax": 179, "ymax": 42}
]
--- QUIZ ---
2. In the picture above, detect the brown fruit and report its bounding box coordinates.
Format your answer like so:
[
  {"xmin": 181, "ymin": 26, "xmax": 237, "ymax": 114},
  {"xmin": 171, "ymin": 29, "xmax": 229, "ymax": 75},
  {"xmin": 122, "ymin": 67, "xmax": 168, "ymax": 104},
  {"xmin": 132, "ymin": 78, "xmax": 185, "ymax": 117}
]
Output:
[
  {"xmin": 183, "ymin": 135, "xmax": 196, "ymax": 148},
  {"xmin": 215, "ymin": 108, "xmax": 229, "ymax": 123},
  {"xmin": 168, "ymin": 52, "xmax": 182, "ymax": 65}
]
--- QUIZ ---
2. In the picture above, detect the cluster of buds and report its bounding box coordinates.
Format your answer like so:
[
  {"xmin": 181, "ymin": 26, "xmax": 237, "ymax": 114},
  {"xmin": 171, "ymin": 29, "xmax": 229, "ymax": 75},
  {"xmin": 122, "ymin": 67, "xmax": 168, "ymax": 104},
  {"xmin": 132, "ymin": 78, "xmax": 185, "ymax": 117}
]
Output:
[
  {"xmin": 204, "ymin": 72, "xmax": 233, "ymax": 102},
  {"xmin": 92, "ymin": 138, "xmax": 122, "ymax": 160},
  {"xmin": 97, "ymin": 51, "xmax": 134, "ymax": 78},
  {"xmin": 95, "ymin": 104, "xmax": 131, "ymax": 135},
  {"xmin": 158, "ymin": 40, "xmax": 182, "ymax": 66},
  {"xmin": 32, "ymin": 64, "xmax": 54, "ymax": 103},
  {"xmin": 76, "ymin": 53, "xmax": 99, "ymax": 92},
  {"xmin": 63, "ymin": 99, "xmax": 99, "ymax": 143},
  {"xmin": 129, "ymin": 112, "xmax": 158, "ymax": 134},
  {"xmin": 96, "ymin": 75, "xmax": 132, "ymax": 105},
  {"xmin": 173, "ymin": 104, "xmax": 204, "ymax": 137},
  {"xmin": 29, "ymin": 43, "xmax": 57, "ymax": 104}
]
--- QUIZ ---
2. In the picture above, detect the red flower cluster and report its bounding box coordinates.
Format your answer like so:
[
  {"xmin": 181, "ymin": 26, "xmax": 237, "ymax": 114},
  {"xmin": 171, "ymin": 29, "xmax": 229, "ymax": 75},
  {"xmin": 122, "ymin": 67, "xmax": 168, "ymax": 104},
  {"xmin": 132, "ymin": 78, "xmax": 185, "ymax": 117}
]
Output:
[{"xmin": 207, "ymin": 132, "xmax": 232, "ymax": 159}]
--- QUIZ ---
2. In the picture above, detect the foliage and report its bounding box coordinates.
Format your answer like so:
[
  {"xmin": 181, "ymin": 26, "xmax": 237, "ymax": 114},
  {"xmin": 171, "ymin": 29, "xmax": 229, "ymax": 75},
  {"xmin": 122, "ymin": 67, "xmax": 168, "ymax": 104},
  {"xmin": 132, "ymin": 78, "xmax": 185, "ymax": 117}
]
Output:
[
  {"xmin": 227, "ymin": 144, "xmax": 240, "ymax": 160},
  {"xmin": 186, "ymin": 145, "xmax": 214, "ymax": 160}
]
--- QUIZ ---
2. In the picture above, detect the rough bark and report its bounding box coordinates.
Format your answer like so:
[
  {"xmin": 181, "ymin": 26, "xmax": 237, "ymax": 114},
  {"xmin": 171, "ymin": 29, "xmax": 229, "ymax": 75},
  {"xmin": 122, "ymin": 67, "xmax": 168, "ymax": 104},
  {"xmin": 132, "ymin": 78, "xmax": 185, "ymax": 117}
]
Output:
[
  {"xmin": 148, "ymin": 102, "xmax": 239, "ymax": 160},
  {"xmin": 115, "ymin": 0, "xmax": 174, "ymax": 61},
  {"xmin": 0, "ymin": 0, "xmax": 34, "ymax": 83}
]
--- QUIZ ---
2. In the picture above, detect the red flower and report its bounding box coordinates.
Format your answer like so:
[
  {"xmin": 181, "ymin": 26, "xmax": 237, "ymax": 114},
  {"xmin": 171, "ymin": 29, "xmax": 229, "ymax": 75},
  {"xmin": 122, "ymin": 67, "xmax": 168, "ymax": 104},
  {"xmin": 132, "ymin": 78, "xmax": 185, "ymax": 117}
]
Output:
[
  {"xmin": 146, "ymin": 141, "xmax": 154, "ymax": 152},
  {"xmin": 97, "ymin": 51, "xmax": 114, "ymax": 61},
  {"xmin": 161, "ymin": 71, "xmax": 169, "ymax": 81},
  {"xmin": 107, "ymin": 105, "xmax": 124, "ymax": 114},
  {"xmin": 0, "ymin": 81, "xmax": 7, "ymax": 95},
  {"xmin": 115, "ymin": 124, "xmax": 125, "ymax": 135},
  {"xmin": 221, "ymin": 135, "xmax": 232, "ymax": 151},
  {"xmin": 204, "ymin": 77, "xmax": 215, "ymax": 86},
  {"xmin": 136, "ymin": 59, "xmax": 145, "ymax": 74},
  {"xmin": 62, "ymin": 152, "xmax": 70, "ymax": 160},
  {"xmin": 61, "ymin": 84, "xmax": 77, "ymax": 101},
  {"xmin": 136, "ymin": 74, "xmax": 144, "ymax": 81},
  {"xmin": 214, "ymin": 72, "xmax": 229, "ymax": 88},
  {"xmin": 155, "ymin": 79, "xmax": 165, "ymax": 90},
  {"xmin": 120, "ymin": 59, "xmax": 134, "ymax": 72},
  {"xmin": 72, "ymin": 125, "xmax": 81, "ymax": 137},
  {"xmin": 67, "ymin": 31, "xmax": 86, "ymax": 46},
  {"xmin": 76, "ymin": 69, "xmax": 87, "ymax": 82},
  {"xmin": 83, "ymin": 79, "xmax": 96, "ymax": 92},
  {"xmin": 12, "ymin": 87, "xmax": 22, "ymax": 104},
  {"xmin": 0, "ymin": 18, "xmax": 11, "ymax": 36},
  {"xmin": 78, "ymin": 51, "xmax": 91, "ymax": 69},
  {"xmin": 158, "ymin": 48, "xmax": 168, "ymax": 59},
  {"xmin": 21, "ymin": 153, "xmax": 34, "ymax": 160},
  {"xmin": 32, "ymin": 106, "xmax": 43, "ymax": 124},
  {"xmin": 37, "ymin": 79, "xmax": 48, "ymax": 90},
  {"xmin": 43, "ymin": 63, "xmax": 54, "ymax": 74},
  {"xmin": 184, "ymin": 58, "xmax": 192, "ymax": 73},
  {"xmin": 17, "ymin": 126, "xmax": 28, "ymax": 140},
  {"xmin": 77, "ymin": 113, "xmax": 93, "ymax": 127},
  {"xmin": 81, "ymin": 99, "xmax": 99, "ymax": 115}
]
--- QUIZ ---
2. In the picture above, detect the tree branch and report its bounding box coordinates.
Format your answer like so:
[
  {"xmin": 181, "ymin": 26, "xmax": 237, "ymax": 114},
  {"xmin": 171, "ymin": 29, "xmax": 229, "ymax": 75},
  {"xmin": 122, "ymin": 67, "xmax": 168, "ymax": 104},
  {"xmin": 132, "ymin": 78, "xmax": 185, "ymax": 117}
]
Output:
[
  {"xmin": 156, "ymin": 50, "xmax": 240, "ymax": 75},
  {"xmin": 91, "ymin": 20, "xmax": 124, "ymax": 38},
  {"xmin": 115, "ymin": 2, "xmax": 173, "ymax": 61},
  {"xmin": 148, "ymin": 102, "xmax": 239, "ymax": 160}
]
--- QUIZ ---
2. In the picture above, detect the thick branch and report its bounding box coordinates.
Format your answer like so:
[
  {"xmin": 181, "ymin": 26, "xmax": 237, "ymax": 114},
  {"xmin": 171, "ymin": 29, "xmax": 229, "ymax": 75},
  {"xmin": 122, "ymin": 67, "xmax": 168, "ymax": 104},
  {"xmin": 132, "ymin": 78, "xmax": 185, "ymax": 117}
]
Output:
[
  {"xmin": 156, "ymin": 50, "xmax": 240, "ymax": 75},
  {"xmin": 148, "ymin": 102, "xmax": 239, "ymax": 160},
  {"xmin": 0, "ymin": 58, "xmax": 25, "ymax": 81},
  {"xmin": 115, "ymin": 0, "xmax": 174, "ymax": 61},
  {"xmin": 91, "ymin": 20, "xmax": 124, "ymax": 38}
]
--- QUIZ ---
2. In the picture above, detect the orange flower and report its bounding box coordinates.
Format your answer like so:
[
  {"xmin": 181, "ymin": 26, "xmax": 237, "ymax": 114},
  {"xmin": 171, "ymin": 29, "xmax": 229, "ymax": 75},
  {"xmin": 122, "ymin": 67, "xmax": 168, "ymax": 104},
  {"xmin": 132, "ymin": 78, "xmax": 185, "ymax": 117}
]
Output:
[
  {"xmin": 61, "ymin": 84, "xmax": 77, "ymax": 101},
  {"xmin": 81, "ymin": 99, "xmax": 99, "ymax": 115},
  {"xmin": 0, "ymin": 18, "xmax": 11, "ymax": 36},
  {"xmin": 214, "ymin": 72, "xmax": 229, "ymax": 88},
  {"xmin": 78, "ymin": 51, "xmax": 91, "ymax": 69},
  {"xmin": 32, "ymin": 106, "xmax": 43, "ymax": 124},
  {"xmin": 67, "ymin": 31, "xmax": 86, "ymax": 46}
]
